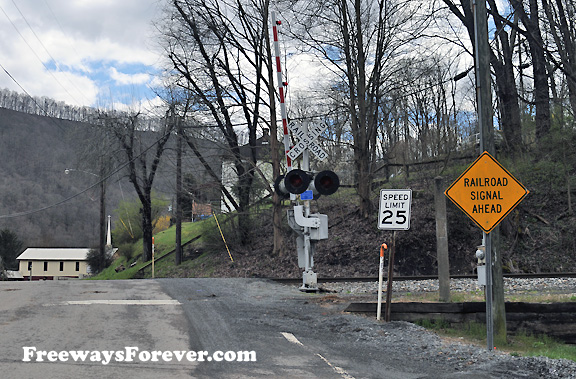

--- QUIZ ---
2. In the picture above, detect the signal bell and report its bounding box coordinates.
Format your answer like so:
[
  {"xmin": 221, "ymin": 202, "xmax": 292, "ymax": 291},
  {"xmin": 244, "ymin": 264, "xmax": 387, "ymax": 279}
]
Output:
[{"xmin": 274, "ymin": 169, "xmax": 339, "ymax": 197}]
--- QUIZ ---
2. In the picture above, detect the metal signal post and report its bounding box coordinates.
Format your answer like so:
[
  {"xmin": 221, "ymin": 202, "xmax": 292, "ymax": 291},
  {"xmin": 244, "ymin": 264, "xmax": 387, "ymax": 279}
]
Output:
[
  {"xmin": 272, "ymin": 16, "xmax": 340, "ymax": 291},
  {"xmin": 276, "ymin": 122, "xmax": 339, "ymax": 291}
]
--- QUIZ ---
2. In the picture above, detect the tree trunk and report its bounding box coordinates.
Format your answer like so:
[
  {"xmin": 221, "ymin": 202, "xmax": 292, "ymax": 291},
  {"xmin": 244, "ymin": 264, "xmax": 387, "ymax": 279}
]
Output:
[
  {"xmin": 542, "ymin": 0, "xmax": 576, "ymax": 118},
  {"xmin": 341, "ymin": 0, "xmax": 374, "ymax": 218},
  {"xmin": 487, "ymin": 0, "xmax": 523, "ymax": 152},
  {"xmin": 141, "ymin": 193, "xmax": 153, "ymax": 262},
  {"xmin": 446, "ymin": 0, "xmax": 524, "ymax": 153},
  {"xmin": 511, "ymin": 0, "xmax": 551, "ymax": 140},
  {"xmin": 235, "ymin": 162, "xmax": 255, "ymax": 245}
]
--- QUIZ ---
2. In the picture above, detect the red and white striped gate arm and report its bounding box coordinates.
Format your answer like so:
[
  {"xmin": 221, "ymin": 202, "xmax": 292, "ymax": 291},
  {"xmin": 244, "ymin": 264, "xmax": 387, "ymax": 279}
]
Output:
[{"xmin": 271, "ymin": 11, "xmax": 292, "ymax": 172}]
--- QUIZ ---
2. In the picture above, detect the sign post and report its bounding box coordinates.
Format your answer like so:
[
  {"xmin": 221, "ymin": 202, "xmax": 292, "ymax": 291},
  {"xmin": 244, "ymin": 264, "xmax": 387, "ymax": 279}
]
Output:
[
  {"xmin": 445, "ymin": 151, "xmax": 528, "ymax": 349},
  {"xmin": 272, "ymin": 16, "xmax": 340, "ymax": 293},
  {"xmin": 378, "ymin": 189, "xmax": 412, "ymax": 321},
  {"xmin": 282, "ymin": 121, "xmax": 334, "ymax": 291},
  {"xmin": 377, "ymin": 243, "xmax": 388, "ymax": 321}
]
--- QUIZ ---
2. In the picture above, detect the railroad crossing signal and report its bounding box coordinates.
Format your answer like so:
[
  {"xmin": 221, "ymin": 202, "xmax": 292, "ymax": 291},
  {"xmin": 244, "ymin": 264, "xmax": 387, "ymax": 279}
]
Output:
[
  {"xmin": 445, "ymin": 152, "xmax": 528, "ymax": 233},
  {"xmin": 277, "ymin": 118, "xmax": 338, "ymax": 291},
  {"xmin": 274, "ymin": 169, "xmax": 340, "ymax": 198}
]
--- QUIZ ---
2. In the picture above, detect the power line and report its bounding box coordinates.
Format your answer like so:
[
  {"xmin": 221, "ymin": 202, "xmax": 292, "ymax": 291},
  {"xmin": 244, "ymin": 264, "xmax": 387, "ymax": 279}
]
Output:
[
  {"xmin": 0, "ymin": 122, "xmax": 173, "ymax": 219},
  {"xmin": 10, "ymin": 0, "xmax": 92, "ymax": 105},
  {"xmin": 0, "ymin": 3, "xmax": 84, "ymax": 106}
]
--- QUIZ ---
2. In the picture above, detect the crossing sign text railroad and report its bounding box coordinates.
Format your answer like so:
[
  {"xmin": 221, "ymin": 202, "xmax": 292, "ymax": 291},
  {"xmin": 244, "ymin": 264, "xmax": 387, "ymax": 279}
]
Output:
[
  {"xmin": 445, "ymin": 152, "xmax": 528, "ymax": 233},
  {"xmin": 287, "ymin": 121, "xmax": 328, "ymax": 161}
]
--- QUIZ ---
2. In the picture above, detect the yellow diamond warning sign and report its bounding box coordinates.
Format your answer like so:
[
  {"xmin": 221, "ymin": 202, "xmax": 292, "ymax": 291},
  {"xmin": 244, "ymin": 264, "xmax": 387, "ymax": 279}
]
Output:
[{"xmin": 445, "ymin": 152, "xmax": 528, "ymax": 233}]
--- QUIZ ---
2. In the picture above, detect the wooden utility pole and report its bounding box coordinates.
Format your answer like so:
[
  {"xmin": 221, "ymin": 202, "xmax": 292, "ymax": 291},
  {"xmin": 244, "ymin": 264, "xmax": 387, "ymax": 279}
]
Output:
[
  {"xmin": 175, "ymin": 111, "xmax": 183, "ymax": 266},
  {"xmin": 473, "ymin": 0, "xmax": 505, "ymax": 349},
  {"xmin": 435, "ymin": 177, "xmax": 450, "ymax": 302}
]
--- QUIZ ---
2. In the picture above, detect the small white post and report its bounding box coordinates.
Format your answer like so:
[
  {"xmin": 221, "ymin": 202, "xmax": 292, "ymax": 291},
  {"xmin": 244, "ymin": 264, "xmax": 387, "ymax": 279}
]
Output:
[
  {"xmin": 106, "ymin": 215, "xmax": 112, "ymax": 248},
  {"xmin": 152, "ymin": 237, "xmax": 155, "ymax": 279},
  {"xmin": 377, "ymin": 243, "xmax": 388, "ymax": 320}
]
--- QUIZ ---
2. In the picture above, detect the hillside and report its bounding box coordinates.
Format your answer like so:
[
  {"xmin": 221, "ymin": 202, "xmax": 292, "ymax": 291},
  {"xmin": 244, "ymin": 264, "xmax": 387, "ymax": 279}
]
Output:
[
  {"xmin": 3, "ymin": 106, "xmax": 574, "ymax": 278},
  {"xmin": 0, "ymin": 108, "xmax": 176, "ymax": 251},
  {"xmin": 0, "ymin": 107, "xmax": 107, "ymax": 248},
  {"xmin": 116, "ymin": 155, "xmax": 576, "ymax": 280}
]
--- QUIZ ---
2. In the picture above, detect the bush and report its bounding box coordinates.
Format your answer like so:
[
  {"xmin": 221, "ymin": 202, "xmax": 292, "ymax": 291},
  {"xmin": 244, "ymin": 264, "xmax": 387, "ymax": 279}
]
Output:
[
  {"xmin": 118, "ymin": 243, "xmax": 136, "ymax": 261},
  {"xmin": 0, "ymin": 229, "xmax": 23, "ymax": 270},
  {"xmin": 86, "ymin": 247, "xmax": 113, "ymax": 274}
]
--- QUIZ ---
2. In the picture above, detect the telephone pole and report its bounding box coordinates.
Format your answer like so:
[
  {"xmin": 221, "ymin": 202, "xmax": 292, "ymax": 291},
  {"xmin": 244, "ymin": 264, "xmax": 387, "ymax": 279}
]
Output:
[
  {"xmin": 473, "ymin": 0, "xmax": 505, "ymax": 349},
  {"xmin": 175, "ymin": 109, "xmax": 183, "ymax": 266}
]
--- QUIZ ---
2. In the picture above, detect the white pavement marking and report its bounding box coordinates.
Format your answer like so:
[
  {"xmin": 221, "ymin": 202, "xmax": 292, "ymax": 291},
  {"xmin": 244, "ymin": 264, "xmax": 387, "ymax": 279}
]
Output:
[
  {"xmin": 44, "ymin": 299, "xmax": 181, "ymax": 306},
  {"xmin": 281, "ymin": 332, "xmax": 355, "ymax": 379},
  {"xmin": 316, "ymin": 353, "xmax": 356, "ymax": 379},
  {"xmin": 281, "ymin": 332, "xmax": 304, "ymax": 346}
]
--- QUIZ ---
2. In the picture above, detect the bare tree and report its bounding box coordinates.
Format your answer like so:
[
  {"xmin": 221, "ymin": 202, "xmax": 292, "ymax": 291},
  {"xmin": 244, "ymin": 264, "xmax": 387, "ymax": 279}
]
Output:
[
  {"xmin": 509, "ymin": 0, "xmax": 551, "ymax": 140},
  {"xmin": 441, "ymin": 0, "xmax": 524, "ymax": 153},
  {"xmin": 160, "ymin": 0, "xmax": 277, "ymax": 245},
  {"xmin": 101, "ymin": 112, "xmax": 173, "ymax": 262},
  {"xmin": 285, "ymin": 0, "xmax": 430, "ymax": 217},
  {"xmin": 542, "ymin": 0, "xmax": 576, "ymax": 117}
]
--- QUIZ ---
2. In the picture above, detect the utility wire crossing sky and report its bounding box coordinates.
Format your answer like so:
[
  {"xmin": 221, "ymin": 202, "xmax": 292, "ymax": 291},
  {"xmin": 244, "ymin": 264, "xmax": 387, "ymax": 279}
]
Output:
[{"xmin": 0, "ymin": 0, "xmax": 162, "ymax": 111}]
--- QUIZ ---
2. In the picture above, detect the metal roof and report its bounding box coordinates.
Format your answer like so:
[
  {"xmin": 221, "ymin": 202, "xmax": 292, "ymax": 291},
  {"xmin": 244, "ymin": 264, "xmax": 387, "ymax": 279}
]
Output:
[{"xmin": 17, "ymin": 248, "xmax": 91, "ymax": 261}]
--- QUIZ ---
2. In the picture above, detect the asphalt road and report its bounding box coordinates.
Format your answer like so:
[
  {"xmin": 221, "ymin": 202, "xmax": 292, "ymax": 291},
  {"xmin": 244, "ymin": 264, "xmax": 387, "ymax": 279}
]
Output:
[{"xmin": 0, "ymin": 278, "xmax": 535, "ymax": 378}]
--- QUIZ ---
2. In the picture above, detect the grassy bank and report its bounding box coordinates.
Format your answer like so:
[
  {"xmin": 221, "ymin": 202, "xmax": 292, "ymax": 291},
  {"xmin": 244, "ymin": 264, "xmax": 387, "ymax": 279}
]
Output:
[
  {"xmin": 91, "ymin": 219, "xmax": 208, "ymax": 280},
  {"xmin": 417, "ymin": 319, "xmax": 576, "ymax": 361}
]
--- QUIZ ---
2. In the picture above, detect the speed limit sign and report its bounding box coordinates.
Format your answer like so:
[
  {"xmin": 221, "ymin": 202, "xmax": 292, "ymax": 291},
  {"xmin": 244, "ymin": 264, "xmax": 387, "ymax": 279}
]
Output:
[{"xmin": 378, "ymin": 189, "xmax": 412, "ymax": 230}]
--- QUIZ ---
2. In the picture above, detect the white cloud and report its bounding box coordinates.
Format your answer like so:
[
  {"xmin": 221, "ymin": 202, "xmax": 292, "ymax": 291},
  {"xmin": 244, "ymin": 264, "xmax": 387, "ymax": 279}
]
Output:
[
  {"xmin": 285, "ymin": 53, "xmax": 337, "ymax": 93},
  {"xmin": 109, "ymin": 67, "xmax": 151, "ymax": 86},
  {"xmin": 0, "ymin": 0, "xmax": 161, "ymax": 109}
]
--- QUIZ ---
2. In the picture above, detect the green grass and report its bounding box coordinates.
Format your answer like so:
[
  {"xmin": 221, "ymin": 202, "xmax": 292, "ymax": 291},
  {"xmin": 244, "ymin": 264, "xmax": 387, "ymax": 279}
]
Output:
[
  {"xmin": 395, "ymin": 290, "xmax": 576, "ymax": 304},
  {"xmin": 91, "ymin": 256, "xmax": 145, "ymax": 280},
  {"xmin": 402, "ymin": 290, "xmax": 576, "ymax": 362},
  {"xmin": 509, "ymin": 332, "xmax": 576, "ymax": 361},
  {"xmin": 415, "ymin": 320, "xmax": 576, "ymax": 361},
  {"xmin": 90, "ymin": 220, "xmax": 209, "ymax": 280},
  {"xmin": 148, "ymin": 250, "xmax": 219, "ymax": 278}
]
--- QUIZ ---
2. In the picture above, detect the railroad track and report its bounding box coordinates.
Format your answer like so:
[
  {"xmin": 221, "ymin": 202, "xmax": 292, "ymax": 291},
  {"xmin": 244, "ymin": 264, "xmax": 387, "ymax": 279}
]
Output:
[{"xmin": 270, "ymin": 272, "xmax": 576, "ymax": 285}]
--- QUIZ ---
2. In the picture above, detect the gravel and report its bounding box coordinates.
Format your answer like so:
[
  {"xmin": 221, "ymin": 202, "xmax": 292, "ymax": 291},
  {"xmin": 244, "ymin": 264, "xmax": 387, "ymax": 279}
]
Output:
[
  {"xmin": 320, "ymin": 277, "xmax": 576, "ymax": 295},
  {"xmin": 310, "ymin": 277, "xmax": 576, "ymax": 378}
]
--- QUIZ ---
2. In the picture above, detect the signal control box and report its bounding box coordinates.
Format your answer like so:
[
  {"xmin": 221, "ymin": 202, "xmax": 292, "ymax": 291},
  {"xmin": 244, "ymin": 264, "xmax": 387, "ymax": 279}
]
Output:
[{"xmin": 287, "ymin": 206, "xmax": 328, "ymax": 240}]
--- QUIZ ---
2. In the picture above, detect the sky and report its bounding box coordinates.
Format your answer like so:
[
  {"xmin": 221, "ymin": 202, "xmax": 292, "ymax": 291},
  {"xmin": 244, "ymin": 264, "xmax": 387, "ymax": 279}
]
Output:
[
  {"xmin": 0, "ymin": 0, "xmax": 164, "ymax": 112},
  {"xmin": 0, "ymin": 0, "xmax": 503, "ymax": 118}
]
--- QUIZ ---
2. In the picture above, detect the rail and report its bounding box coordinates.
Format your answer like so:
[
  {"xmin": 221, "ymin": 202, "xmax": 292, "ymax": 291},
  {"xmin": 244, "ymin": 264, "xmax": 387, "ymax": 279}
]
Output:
[{"xmin": 270, "ymin": 272, "xmax": 576, "ymax": 285}]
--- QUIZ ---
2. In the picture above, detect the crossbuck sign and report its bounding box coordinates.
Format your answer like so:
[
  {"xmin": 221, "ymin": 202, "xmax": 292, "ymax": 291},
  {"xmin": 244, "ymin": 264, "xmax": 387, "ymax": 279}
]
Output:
[{"xmin": 287, "ymin": 121, "xmax": 328, "ymax": 161}]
